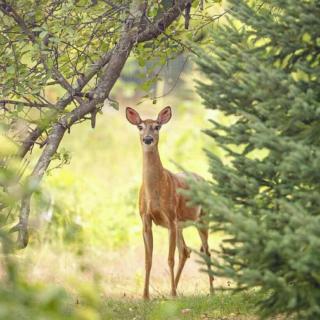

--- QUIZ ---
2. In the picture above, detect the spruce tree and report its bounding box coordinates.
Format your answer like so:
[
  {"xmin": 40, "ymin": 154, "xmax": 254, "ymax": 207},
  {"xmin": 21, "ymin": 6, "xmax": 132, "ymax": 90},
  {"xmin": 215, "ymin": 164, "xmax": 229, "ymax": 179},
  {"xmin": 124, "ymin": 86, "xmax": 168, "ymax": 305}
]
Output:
[{"xmin": 193, "ymin": 1, "xmax": 320, "ymax": 318}]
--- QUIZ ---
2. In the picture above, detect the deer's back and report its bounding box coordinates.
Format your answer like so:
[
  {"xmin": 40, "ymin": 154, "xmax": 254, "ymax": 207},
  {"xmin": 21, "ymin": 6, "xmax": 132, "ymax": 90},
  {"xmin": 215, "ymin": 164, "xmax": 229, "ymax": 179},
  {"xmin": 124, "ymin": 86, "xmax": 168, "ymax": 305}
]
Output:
[{"xmin": 139, "ymin": 169, "xmax": 203, "ymax": 227}]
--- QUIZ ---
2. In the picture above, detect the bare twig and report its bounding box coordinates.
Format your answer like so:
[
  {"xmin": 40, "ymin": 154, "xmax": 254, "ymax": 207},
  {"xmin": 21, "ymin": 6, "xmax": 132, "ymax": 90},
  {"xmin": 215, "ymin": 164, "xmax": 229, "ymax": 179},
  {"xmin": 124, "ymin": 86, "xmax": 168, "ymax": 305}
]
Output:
[
  {"xmin": 0, "ymin": 100, "xmax": 52, "ymax": 108},
  {"xmin": 185, "ymin": 0, "xmax": 191, "ymax": 29},
  {"xmin": 154, "ymin": 56, "xmax": 189, "ymax": 99}
]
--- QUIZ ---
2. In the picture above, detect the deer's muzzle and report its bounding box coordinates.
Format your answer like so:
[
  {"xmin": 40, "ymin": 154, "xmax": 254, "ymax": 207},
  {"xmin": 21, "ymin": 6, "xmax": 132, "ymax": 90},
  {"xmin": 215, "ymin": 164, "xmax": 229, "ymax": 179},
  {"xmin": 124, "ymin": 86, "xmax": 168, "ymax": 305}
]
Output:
[{"xmin": 143, "ymin": 136, "xmax": 154, "ymax": 145}]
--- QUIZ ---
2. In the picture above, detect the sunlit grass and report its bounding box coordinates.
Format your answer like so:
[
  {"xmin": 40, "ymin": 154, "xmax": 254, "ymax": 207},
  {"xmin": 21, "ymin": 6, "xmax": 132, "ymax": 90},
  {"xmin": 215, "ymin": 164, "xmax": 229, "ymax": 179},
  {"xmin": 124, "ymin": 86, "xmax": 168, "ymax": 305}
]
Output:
[{"xmin": 99, "ymin": 292, "xmax": 259, "ymax": 320}]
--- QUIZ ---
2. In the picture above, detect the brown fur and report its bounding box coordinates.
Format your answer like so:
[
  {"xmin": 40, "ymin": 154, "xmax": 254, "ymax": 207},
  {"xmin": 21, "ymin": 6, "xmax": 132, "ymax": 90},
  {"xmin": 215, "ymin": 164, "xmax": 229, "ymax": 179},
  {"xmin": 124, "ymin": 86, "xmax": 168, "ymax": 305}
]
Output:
[{"xmin": 126, "ymin": 107, "xmax": 214, "ymax": 299}]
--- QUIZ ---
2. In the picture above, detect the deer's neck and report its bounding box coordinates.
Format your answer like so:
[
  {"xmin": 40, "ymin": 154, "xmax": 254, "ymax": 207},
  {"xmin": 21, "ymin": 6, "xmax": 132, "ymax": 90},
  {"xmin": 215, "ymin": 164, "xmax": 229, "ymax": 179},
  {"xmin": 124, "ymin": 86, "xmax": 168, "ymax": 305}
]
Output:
[{"xmin": 142, "ymin": 147, "xmax": 164, "ymax": 199}]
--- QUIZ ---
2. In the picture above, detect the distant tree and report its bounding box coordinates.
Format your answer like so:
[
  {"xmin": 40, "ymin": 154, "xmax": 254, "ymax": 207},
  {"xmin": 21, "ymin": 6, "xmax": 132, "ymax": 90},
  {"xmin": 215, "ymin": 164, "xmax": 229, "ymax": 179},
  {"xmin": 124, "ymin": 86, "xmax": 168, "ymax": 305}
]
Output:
[
  {"xmin": 0, "ymin": 0, "xmax": 222, "ymax": 248},
  {"xmin": 193, "ymin": 0, "xmax": 320, "ymax": 319}
]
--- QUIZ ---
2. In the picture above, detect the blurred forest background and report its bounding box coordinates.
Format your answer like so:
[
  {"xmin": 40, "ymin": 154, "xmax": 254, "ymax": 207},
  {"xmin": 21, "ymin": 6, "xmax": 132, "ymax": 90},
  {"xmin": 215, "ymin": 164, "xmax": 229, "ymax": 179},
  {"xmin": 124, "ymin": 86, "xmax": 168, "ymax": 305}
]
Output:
[
  {"xmin": 1, "ymin": 0, "xmax": 319, "ymax": 319},
  {"xmin": 17, "ymin": 58, "xmax": 221, "ymax": 296}
]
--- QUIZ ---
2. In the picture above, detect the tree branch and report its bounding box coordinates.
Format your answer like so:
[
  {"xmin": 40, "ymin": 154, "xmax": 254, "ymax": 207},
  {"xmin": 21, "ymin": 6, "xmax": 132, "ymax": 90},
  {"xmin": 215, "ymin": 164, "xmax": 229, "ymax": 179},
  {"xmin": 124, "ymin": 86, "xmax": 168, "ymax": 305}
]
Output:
[
  {"xmin": 137, "ymin": 0, "xmax": 189, "ymax": 42},
  {"xmin": 17, "ymin": 0, "xmax": 191, "ymax": 157},
  {"xmin": 19, "ymin": 50, "xmax": 113, "ymax": 157},
  {"xmin": 12, "ymin": 123, "xmax": 66, "ymax": 248},
  {"xmin": 0, "ymin": 1, "xmax": 83, "ymax": 103},
  {"xmin": 0, "ymin": 100, "xmax": 52, "ymax": 108}
]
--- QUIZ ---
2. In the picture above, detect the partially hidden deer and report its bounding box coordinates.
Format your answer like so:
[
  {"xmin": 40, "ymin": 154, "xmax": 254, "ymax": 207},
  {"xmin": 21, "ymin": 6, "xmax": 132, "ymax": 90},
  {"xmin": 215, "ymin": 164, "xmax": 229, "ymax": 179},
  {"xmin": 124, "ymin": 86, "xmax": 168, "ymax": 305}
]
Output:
[{"xmin": 126, "ymin": 106, "xmax": 214, "ymax": 300}]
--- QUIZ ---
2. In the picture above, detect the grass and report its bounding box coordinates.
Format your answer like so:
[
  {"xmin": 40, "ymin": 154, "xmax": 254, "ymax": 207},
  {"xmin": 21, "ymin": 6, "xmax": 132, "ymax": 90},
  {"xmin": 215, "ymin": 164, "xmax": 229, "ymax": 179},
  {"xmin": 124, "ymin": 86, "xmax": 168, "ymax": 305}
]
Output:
[{"xmin": 98, "ymin": 292, "xmax": 259, "ymax": 320}]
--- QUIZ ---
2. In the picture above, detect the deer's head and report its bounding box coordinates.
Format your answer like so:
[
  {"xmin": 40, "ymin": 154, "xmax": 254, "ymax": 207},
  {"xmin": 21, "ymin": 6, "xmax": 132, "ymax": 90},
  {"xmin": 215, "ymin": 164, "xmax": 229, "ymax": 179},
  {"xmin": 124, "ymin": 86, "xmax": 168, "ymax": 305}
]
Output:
[{"xmin": 126, "ymin": 106, "xmax": 172, "ymax": 150}]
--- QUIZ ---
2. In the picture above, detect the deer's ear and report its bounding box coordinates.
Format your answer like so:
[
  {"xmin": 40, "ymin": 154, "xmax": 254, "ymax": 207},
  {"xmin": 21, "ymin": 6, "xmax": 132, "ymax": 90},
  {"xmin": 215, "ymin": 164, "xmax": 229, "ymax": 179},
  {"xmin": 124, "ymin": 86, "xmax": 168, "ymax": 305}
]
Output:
[
  {"xmin": 126, "ymin": 107, "xmax": 142, "ymax": 125},
  {"xmin": 157, "ymin": 106, "xmax": 172, "ymax": 125}
]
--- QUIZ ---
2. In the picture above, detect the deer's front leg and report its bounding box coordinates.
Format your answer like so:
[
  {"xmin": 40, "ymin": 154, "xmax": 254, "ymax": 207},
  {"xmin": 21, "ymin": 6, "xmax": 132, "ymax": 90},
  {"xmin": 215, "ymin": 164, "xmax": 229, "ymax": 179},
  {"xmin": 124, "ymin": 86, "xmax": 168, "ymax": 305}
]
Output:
[
  {"xmin": 142, "ymin": 214, "xmax": 153, "ymax": 300},
  {"xmin": 168, "ymin": 220, "xmax": 177, "ymax": 297}
]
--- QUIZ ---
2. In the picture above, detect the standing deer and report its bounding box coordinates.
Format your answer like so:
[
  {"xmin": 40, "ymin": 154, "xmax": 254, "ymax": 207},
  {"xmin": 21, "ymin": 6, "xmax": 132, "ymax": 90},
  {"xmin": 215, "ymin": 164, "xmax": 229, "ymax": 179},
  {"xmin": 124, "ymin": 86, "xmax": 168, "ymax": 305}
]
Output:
[{"xmin": 126, "ymin": 106, "xmax": 214, "ymax": 300}]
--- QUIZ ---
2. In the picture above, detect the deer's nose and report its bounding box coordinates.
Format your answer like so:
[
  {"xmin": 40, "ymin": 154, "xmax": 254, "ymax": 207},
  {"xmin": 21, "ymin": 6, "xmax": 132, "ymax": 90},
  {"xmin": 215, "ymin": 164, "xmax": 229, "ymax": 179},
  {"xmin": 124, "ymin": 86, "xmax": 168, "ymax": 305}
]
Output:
[{"xmin": 143, "ymin": 136, "xmax": 154, "ymax": 145}]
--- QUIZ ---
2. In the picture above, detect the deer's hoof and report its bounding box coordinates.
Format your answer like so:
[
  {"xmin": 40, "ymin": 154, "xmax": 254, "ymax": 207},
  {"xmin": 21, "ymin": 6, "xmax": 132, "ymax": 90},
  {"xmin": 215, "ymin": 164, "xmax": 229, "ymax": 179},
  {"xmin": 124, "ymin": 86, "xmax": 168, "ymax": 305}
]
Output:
[
  {"xmin": 143, "ymin": 293, "xmax": 150, "ymax": 301},
  {"xmin": 171, "ymin": 290, "xmax": 177, "ymax": 297}
]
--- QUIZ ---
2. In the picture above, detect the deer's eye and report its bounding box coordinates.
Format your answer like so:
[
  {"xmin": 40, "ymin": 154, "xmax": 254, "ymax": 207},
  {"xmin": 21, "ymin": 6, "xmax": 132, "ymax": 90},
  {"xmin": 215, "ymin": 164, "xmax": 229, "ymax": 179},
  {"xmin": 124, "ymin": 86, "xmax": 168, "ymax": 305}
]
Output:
[
  {"xmin": 154, "ymin": 125, "xmax": 160, "ymax": 131},
  {"xmin": 137, "ymin": 125, "xmax": 143, "ymax": 131}
]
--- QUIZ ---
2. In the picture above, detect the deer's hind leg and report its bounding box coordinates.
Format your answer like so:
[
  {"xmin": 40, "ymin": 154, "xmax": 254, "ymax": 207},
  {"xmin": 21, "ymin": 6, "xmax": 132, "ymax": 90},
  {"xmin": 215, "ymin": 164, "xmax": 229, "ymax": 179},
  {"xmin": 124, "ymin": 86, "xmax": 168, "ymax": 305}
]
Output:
[
  {"xmin": 197, "ymin": 221, "xmax": 214, "ymax": 294},
  {"xmin": 174, "ymin": 223, "xmax": 191, "ymax": 292},
  {"xmin": 168, "ymin": 220, "xmax": 177, "ymax": 297}
]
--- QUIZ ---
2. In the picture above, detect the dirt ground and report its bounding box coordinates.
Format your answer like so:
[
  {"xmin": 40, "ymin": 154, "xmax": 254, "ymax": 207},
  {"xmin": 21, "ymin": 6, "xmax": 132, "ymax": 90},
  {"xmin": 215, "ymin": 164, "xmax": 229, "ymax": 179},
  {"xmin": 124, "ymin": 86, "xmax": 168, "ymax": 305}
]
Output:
[{"xmin": 3, "ymin": 243, "xmax": 230, "ymax": 299}]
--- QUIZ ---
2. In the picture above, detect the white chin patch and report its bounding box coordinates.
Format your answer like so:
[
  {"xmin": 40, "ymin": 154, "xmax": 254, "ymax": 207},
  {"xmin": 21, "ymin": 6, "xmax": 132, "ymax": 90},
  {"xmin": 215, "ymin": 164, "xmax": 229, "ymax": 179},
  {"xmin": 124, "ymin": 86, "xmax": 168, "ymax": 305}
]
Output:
[{"xmin": 143, "ymin": 143, "xmax": 154, "ymax": 149}]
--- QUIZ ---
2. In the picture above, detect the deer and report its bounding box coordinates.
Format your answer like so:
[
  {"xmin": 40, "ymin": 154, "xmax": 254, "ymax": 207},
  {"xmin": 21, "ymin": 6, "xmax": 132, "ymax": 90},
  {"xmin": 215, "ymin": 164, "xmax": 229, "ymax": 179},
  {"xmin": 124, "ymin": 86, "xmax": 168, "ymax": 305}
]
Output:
[{"xmin": 126, "ymin": 106, "xmax": 214, "ymax": 300}]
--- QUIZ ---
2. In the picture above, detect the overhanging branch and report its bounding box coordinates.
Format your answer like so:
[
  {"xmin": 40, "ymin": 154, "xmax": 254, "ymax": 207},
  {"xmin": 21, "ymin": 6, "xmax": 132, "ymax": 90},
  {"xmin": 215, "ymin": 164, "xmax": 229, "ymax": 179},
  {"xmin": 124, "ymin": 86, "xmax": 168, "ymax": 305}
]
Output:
[{"xmin": 18, "ymin": 0, "xmax": 191, "ymax": 158}]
